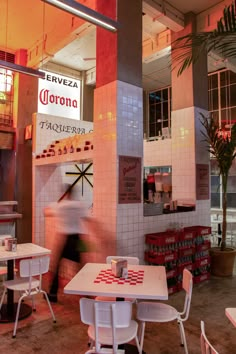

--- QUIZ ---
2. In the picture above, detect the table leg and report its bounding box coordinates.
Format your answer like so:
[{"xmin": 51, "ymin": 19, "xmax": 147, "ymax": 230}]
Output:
[{"xmin": 7, "ymin": 259, "xmax": 14, "ymax": 314}]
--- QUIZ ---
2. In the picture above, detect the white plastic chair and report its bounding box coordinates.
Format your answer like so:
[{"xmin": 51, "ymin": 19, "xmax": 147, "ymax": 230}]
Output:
[
  {"xmin": 200, "ymin": 321, "xmax": 219, "ymax": 354},
  {"xmin": 137, "ymin": 268, "xmax": 193, "ymax": 354},
  {"xmin": 0, "ymin": 255, "xmax": 56, "ymax": 338},
  {"xmin": 80, "ymin": 298, "xmax": 141, "ymax": 354},
  {"xmin": 95, "ymin": 256, "xmax": 139, "ymax": 302}
]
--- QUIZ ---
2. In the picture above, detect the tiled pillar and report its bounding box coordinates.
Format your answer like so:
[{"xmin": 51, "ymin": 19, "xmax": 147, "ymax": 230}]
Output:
[
  {"xmin": 171, "ymin": 13, "xmax": 210, "ymax": 213},
  {"xmin": 93, "ymin": 0, "xmax": 143, "ymax": 260},
  {"xmin": 13, "ymin": 53, "xmax": 38, "ymax": 243}
]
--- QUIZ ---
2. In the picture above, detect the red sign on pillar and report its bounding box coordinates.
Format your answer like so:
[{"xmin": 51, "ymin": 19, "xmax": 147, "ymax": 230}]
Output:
[{"xmin": 119, "ymin": 156, "xmax": 141, "ymax": 204}]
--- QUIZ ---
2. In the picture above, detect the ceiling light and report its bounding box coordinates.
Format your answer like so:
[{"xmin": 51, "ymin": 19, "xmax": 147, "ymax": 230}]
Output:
[
  {"xmin": 0, "ymin": 60, "xmax": 45, "ymax": 79},
  {"xmin": 42, "ymin": 0, "xmax": 119, "ymax": 32}
]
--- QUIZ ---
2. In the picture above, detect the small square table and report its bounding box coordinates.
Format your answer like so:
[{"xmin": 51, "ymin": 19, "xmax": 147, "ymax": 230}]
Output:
[
  {"xmin": 64, "ymin": 262, "xmax": 168, "ymax": 300},
  {"xmin": 0, "ymin": 242, "xmax": 51, "ymax": 323},
  {"xmin": 64, "ymin": 263, "xmax": 168, "ymax": 354}
]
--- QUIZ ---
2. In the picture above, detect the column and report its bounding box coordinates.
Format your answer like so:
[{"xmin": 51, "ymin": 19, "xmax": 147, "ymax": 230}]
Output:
[
  {"xmin": 93, "ymin": 0, "xmax": 143, "ymax": 260},
  {"xmin": 171, "ymin": 13, "xmax": 210, "ymax": 220},
  {"xmin": 13, "ymin": 49, "xmax": 38, "ymax": 243}
]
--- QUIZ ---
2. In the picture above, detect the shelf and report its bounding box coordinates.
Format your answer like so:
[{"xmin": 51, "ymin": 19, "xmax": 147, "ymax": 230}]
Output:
[
  {"xmin": 0, "ymin": 212, "xmax": 22, "ymax": 221},
  {"xmin": 33, "ymin": 149, "xmax": 93, "ymax": 166},
  {"xmin": 0, "ymin": 201, "xmax": 18, "ymax": 206}
]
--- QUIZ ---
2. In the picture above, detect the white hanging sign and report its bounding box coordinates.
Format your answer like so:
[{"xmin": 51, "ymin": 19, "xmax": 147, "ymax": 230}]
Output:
[{"xmin": 38, "ymin": 71, "xmax": 81, "ymax": 120}]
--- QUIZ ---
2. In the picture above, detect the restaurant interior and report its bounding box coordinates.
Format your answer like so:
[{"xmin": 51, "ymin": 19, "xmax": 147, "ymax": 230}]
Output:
[{"xmin": 0, "ymin": 0, "xmax": 236, "ymax": 353}]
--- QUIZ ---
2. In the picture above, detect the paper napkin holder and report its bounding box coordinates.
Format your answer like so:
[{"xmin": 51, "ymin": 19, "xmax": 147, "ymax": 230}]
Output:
[{"xmin": 111, "ymin": 258, "xmax": 128, "ymax": 278}]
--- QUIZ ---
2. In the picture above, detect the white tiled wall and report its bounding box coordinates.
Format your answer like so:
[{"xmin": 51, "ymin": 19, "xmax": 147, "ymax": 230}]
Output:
[
  {"xmin": 93, "ymin": 80, "xmax": 143, "ymax": 262},
  {"xmin": 32, "ymin": 91, "xmax": 211, "ymax": 279}
]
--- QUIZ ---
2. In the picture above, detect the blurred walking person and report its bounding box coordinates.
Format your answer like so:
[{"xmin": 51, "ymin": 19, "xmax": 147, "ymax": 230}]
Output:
[{"xmin": 45, "ymin": 184, "xmax": 89, "ymax": 302}]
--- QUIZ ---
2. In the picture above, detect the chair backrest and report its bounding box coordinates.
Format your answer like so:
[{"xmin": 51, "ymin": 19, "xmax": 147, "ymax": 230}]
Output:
[
  {"xmin": 106, "ymin": 256, "xmax": 139, "ymax": 265},
  {"xmin": 80, "ymin": 298, "xmax": 132, "ymax": 352},
  {"xmin": 20, "ymin": 256, "xmax": 50, "ymax": 277},
  {"xmin": 200, "ymin": 321, "xmax": 219, "ymax": 354},
  {"xmin": 181, "ymin": 268, "xmax": 193, "ymax": 320}
]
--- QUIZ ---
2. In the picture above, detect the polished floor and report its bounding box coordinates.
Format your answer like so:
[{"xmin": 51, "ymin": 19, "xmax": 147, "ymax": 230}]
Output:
[{"xmin": 0, "ymin": 270, "xmax": 236, "ymax": 354}]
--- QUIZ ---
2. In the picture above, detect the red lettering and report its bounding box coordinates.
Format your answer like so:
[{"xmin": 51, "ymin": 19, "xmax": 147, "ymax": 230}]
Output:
[{"xmin": 39, "ymin": 89, "xmax": 78, "ymax": 108}]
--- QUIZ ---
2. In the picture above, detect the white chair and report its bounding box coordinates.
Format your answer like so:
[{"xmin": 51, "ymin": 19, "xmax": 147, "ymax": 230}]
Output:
[
  {"xmin": 80, "ymin": 297, "xmax": 140, "ymax": 354},
  {"xmin": 95, "ymin": 256, "xmax": 139, "ymax": 302},
  {"xmin": 200, "ymin": 321, "xmax": 219, "ymax": 354},
  {"xmin": 137, "ymin": 268, "xmax": 193, "ymax": 354},
  {"xmin": 0, "ymin": 255, "xmax": 56, "ymax": 338}
]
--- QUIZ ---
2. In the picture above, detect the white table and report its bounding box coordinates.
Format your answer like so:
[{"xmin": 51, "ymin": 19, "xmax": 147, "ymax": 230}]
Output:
[
  {"xmin": 64, "ymin": 262, "xmax": 168, "ymax": 300},
  {"xmin": 64, "ymin": 263, "xmax": 168, "ymax": 353},
  {"xmin": 226, "ymin": 308, "xmax": 236, "ymax": 327},
  {"xmin": 0, "ymin": 242, "xmax": 51, "ymax": 322}
]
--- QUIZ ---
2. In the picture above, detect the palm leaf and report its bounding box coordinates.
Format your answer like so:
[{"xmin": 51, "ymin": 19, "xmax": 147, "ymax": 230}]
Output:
[{"xmin": 172, "ymin": 3, "xmax": 236, "ymax": 76}]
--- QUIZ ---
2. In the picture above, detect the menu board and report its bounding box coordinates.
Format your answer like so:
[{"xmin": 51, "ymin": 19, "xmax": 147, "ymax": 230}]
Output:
[
  {"xmin": 118, "ymin": 156, "xmax": 141, "ymax": 204},
  {"xmin": 196, "ymin": 164, "xmax": 209, "ymax": 200}
]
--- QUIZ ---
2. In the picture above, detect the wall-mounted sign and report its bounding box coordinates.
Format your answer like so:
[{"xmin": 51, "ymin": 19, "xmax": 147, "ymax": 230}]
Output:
[
  {"xmin": 119, "ymin": 155, "xmax": 141, "ymax": 204},
  {"xmin": 33, "ymin": 113, "xmax": 93, "ymax": 154},
  {"xmin": 38, "ymin": 71, "xmax": 81, "ymax": 120},
  {"xmin": 196, "ymin": 164, "xmax": 209, "ymax": 200}
]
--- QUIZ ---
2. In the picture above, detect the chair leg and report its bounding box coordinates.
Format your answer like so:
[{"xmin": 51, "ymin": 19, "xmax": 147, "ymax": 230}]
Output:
[
  {"xmin": 135, "ymin": 334, "xmax": 142, "ymax": 354},
  {"xmin": 0, "ymin": 287, "xmax": 7, "ymax": 310},
  {"xmin": 42, "ymin": 290, "xmax": 56, "ymax": 322},
  {"xmin": 13, "ymin": 295, "xmax": 25, "ymax": 338},
  {"xmin": 89, "ymin": 338, "xmax": 94, "ymax": 349},
  {"xmin": 178, "ymin": 321, "xmax": 188, "ymax": 354},
  {"xmin": 138, "ymin": 321, "xmax": 146, "ymax": 354}
]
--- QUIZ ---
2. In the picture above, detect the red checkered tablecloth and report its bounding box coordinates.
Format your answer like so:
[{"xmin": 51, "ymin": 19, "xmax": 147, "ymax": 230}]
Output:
[{"xmin": 94, "ymin": 268, "xmax": 144, "ymax": 285}]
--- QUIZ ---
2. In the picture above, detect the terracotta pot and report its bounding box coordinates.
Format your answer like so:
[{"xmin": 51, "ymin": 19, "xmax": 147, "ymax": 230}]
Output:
[{"xmin": 210, "ymin": 247, "xmax": 236, "ymax": 277}]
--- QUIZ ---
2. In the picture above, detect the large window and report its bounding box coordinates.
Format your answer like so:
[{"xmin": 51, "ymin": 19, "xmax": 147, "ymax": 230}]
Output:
[
  {"xmin": 0, "ymin": 68, "xmax": 13, "ymax": 127},
  {"xmin": 148, "ymin": 87, "xmax": 171, "ymax": 138},
  {"xmin": 209, "ymin": 69, "xmax": 236, "ymax": 210},
  {"xmin": 211, "ymin": 159, "xmax": 236, "ymax": 209},
  {"xmin": 208, "ymin": 69, "xmax": 236, "ymax": 130}
]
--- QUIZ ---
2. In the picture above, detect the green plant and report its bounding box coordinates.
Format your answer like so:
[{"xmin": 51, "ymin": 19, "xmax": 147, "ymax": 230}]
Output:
[
  {"xmin": 200, "ymin": 113, "xmax": 236, "ymax": 250},
  {"xmin": 172, "ymin": 2, "xmax": 236, "ymax": 76},
  {"xmin": 172, "ymin": 2, "xmax": 236, "ymax": 252}
]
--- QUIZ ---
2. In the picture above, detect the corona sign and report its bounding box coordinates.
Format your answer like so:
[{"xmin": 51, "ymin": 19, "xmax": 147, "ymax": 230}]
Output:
[{"xmin": 38, "ymin": 71, "xmax": 81, "ymax": 120}]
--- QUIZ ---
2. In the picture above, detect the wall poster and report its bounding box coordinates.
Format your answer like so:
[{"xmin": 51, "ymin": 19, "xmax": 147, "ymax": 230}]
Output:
[
  {"xmin": 196, "ymin": 164, "xmax": 209, "ymax": 200},
  {"xmin": 118, "ymin": 155, "xmax": 142, "ymax": 204}
]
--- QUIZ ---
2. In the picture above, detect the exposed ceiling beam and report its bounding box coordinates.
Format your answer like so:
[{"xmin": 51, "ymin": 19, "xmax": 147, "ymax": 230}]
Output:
[{"xmin": 143, "ymin": 0, "xmax": 184, "ymax": 32}]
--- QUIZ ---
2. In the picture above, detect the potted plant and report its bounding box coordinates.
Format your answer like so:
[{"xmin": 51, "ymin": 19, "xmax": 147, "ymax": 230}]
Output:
[
  {"xmin": 200, "ymin": 114, "xmax": 236, "ymax": 276},
  {"xmin": 172, "ymin": 2, "xmax": 236, "ymax": 275}
]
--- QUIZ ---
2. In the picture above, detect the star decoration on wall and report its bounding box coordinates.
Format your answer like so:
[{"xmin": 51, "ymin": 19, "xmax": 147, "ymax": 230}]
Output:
[{"xmin": 64, "ymin": 163, "xmax": 93, "ymax": 197}]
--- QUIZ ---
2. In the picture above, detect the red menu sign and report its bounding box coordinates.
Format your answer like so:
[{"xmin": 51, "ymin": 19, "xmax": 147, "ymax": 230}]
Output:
[
  {"xmin": 196, "ymin": 164, "xmax": 209, "ymax": 200},
  {"xmin": 119, "ymin": 156, "xmax": 141, "ymax": 204}
]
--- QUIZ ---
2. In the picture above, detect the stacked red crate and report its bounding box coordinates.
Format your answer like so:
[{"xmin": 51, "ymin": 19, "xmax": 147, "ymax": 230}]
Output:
[
  {"xmin": 145, "ymin": 231, "xmax": 179, "ymax": 294},
  {"xmin": 145, "ymin": 225, "xmax": 212, "ymax": 294},
  {"xmin": 184, "ymin": 226, "xmax": 211, "ymax": 284}
]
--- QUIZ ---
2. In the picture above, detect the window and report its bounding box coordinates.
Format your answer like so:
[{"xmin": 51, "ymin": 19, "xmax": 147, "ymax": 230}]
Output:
[
  {"xmin": 148, "ymin": 87, "xmax": 171, "ymax": 138},
  {"xmin": 0, "ymin": 68, "xmax": 14, "ymax": 127},
  {"xmin": 210, "ymin": 159, "xmax": 236, "ymax": 210},
  {"xmin": 209, "ymin": 69, "xmax": 236, "ymax": 210},
  {"xmin": 208, "ymin": 69, "xmax": 236, "ymax": 130}
]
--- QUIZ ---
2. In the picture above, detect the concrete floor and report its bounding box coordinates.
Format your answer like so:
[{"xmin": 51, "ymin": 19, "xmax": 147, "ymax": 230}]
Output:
[{"xmin": 0, "ymin": 272, "xmax": 236, "ymax": 354}]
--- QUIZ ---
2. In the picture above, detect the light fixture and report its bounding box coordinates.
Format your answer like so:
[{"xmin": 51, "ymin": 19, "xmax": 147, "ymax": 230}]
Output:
[
  {"xmin": 41, "ymin": 0, "xmax": 119, "ymax": 32},
  {"xmin": 0, "ymin": 60, "xmax": 45, "ymax": 79}
]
